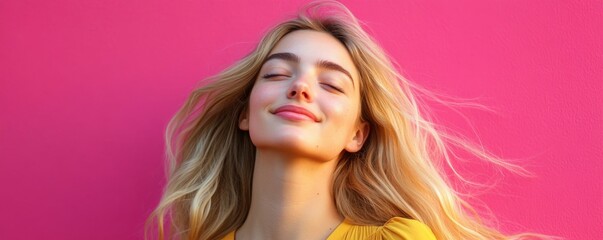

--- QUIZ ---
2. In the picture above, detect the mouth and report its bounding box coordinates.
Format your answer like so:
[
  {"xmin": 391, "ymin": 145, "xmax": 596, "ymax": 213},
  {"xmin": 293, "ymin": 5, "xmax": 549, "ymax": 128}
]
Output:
[{"xmin": 272, "ymin": 105, "xmax": 319, "ymax": 122}]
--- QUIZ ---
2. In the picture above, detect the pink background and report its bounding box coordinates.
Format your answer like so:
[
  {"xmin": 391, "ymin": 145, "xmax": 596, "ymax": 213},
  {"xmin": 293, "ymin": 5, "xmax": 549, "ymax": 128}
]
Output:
[{"xmin": 1, "ymin": 0, "xmax": 601, "ymax": 239}]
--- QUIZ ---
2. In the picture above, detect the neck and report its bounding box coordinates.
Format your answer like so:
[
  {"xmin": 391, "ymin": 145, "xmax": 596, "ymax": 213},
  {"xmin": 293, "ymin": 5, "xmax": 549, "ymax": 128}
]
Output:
[{"xmin": 236, "ymin": 150, "xmax": 344, "ymax": 240}]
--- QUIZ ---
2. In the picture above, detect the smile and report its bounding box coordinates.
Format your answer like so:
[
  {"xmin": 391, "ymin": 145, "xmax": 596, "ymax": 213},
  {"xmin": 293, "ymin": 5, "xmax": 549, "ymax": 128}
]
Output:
[{"xmin": 272, "ymin": 105, "xmax": 319, "ymax": 122}]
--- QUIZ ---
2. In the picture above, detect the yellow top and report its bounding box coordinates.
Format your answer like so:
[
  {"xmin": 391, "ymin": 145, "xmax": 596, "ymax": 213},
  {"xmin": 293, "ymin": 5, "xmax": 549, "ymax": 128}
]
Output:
[{"xmin": 222, "ymin": 217, "xmax": 437, "ymax": 240}]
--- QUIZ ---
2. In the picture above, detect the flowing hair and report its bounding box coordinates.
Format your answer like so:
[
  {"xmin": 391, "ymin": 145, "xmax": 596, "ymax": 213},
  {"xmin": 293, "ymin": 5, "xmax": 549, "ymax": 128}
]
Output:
[{"xmin": 146, "ymin": 1, "xmax": 552, "ymax": 239}]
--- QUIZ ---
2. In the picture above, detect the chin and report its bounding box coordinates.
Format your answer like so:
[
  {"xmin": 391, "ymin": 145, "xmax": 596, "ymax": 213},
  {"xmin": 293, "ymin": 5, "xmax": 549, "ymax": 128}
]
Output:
[
  {"xmin": 252, "ymin": 132, "xmax": 312, "ymax": 149},
  {"xmin": 248, "ymin": 127, "xmax": 345, "ymax": 160},
  {"xmin": 252, "ymin": 135, "xmax": 313, "ymax": 155}
]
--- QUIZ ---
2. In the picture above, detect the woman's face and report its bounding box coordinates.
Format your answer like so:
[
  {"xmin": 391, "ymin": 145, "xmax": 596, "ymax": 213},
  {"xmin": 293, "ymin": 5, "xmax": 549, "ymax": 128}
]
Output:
[{"xmin": 239, "ymin": 30, "xmax": 369, "ymax": 162}]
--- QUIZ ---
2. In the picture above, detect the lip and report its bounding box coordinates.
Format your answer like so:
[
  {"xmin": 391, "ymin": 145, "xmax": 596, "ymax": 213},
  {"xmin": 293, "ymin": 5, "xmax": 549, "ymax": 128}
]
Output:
[{"xmin": 273, "ymin": 105, "xmax": 319, "ymax": 122}]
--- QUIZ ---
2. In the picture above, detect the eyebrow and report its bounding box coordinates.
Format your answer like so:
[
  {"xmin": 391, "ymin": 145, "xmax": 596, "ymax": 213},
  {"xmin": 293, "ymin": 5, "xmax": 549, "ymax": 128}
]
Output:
[{"xmin": 263, "ymin": 52, "xmax": 355, "ymax": 88}]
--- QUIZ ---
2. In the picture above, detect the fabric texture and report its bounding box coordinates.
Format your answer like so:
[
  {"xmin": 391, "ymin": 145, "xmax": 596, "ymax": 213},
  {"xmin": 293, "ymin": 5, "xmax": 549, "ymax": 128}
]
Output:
[{"xmin": 222, "ymin": 217, "xmax": 436, "ymax": 240}]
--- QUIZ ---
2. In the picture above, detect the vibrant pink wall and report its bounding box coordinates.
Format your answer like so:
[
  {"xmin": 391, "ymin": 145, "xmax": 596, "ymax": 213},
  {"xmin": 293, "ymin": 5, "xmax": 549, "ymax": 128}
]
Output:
[{"xmin": 1, "ymin": 0, "xmax": 600, "ymax": 239}]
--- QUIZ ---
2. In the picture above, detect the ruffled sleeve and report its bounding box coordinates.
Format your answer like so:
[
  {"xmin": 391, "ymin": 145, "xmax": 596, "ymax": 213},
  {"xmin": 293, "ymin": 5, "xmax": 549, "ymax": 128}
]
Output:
[
  {"xmin": 329, "ymin": 217, "xmax": 437, "ymax": 240},
  {"xmin": 375, "ymin": 217, "xmax": 436, "ymax": 240}
]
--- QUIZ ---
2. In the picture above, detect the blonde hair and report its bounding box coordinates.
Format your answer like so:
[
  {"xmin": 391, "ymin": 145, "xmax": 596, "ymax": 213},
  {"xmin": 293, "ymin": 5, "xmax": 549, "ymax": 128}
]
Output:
[{"xmin": 146, "ymin": 1, "xmax": 551, "ymax": 239}]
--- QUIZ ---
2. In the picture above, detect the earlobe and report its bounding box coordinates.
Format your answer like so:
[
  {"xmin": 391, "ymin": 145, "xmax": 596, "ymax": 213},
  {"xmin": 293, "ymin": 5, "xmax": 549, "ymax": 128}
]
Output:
[
  {"xmin": 345, "ymin": 121, "xmax": 370, "ymax": 153},
  {"xmin": 238, "ymin": 108, "xmax": 249, "ymax": 131}
]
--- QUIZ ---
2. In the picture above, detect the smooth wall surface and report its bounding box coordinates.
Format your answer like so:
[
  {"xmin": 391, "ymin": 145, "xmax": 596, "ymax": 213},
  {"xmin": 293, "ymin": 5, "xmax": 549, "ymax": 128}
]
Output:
[{"xmin": 1, "ymin": 0, "xmax": 601, "ymax": 239}]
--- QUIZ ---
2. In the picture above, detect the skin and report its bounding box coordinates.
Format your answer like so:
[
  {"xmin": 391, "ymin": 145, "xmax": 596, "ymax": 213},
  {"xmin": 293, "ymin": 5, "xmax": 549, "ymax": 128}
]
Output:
[{"xmin": 237, "ymin": 30, "xmax": 369, "ymax": 240}]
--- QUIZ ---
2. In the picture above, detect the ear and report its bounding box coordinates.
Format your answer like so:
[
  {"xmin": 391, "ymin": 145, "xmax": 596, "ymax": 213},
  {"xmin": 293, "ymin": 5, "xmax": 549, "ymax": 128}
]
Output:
[
  {"xmin": 344, "ymin": 121, "xmax": 370, "ymax": 153},
  {"xmin": 238, "ymin": 107, "xmax": 249, "ymax": 131}
]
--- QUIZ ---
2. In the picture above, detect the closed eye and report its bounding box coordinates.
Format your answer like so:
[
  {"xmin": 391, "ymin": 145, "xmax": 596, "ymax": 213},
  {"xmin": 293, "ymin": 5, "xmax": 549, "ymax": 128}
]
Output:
[
  {"xmin": 262, "ymin": 73, "xmax": 290, "ymax": 79},
  {"xmin": 321, "ymin": 83, "xmax": 344, "ymax": 93}
]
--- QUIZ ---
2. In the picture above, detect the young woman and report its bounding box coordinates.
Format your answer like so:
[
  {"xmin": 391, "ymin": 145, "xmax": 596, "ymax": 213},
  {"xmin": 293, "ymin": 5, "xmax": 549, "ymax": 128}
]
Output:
[{"xmin": 147, "ymin": 1, "xmax": 549, "ymax": 239}]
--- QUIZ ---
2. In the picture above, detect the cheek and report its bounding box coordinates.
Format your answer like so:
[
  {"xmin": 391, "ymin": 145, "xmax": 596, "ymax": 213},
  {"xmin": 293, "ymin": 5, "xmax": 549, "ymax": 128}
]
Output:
[
  {"xmin": 321, "ymin": 97, "xmax": 363, "ymax": 147},
  {"xmin": 248, "ymin": 84, "xmax": 272, "ymax": 114},
  {"xmin": 247, "ymin": 83, "xmax": 279, "ymax": 130},
  {"xmin": 324, "ymin": 98, "xmax": 358, "ymax": 125}
]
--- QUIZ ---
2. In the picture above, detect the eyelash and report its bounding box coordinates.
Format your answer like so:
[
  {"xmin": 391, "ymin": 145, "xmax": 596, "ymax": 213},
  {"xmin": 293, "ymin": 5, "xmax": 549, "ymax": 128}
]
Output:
[
  {"xmin": 262, "ymin": 73, "xmax": 288, "ymax": 79},
  {"xmin": 321, "ymin": 83, "xmax": 343, "ymax": 93},
  {"xmin": 263, "ymin": 73, "xmax": 344, "ymax": 93}
]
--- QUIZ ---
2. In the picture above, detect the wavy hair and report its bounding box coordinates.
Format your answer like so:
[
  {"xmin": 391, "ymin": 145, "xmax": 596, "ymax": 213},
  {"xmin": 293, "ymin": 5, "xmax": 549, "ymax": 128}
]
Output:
[{"xmin": 146, "ymin": 1, "xmax": 551, "ymax": 239}]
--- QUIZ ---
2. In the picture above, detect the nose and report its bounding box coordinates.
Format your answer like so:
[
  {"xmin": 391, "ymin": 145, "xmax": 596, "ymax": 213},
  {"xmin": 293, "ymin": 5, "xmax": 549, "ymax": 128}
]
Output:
[{"xmin": 287, "ymin": 74, "xmax": 314, "ymax": 102}]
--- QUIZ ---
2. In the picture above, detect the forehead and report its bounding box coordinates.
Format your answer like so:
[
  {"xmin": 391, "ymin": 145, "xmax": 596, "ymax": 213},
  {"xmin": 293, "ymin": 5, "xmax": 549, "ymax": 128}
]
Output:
[{"xmin": 267, "ymin": 30, "xmax": 358, "ymax": 79}]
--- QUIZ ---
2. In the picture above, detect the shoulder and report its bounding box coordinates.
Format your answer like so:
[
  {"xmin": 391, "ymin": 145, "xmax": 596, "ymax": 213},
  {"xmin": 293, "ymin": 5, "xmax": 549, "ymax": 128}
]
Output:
[
  {"xmin": 328, "ymin": 217, "xmax": 437, "ymax": 240},
  {"xmin": 378, "ymin": 217, "xmax": 436, "ymax": 240}
]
